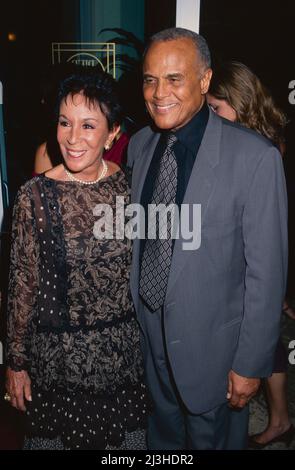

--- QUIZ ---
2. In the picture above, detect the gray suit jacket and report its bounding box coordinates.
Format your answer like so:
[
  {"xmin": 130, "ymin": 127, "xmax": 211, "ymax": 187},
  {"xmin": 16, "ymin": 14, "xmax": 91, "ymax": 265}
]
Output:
[{"xmin": 128, "ymin": 109, "xmax": 288, "ymax": 414}]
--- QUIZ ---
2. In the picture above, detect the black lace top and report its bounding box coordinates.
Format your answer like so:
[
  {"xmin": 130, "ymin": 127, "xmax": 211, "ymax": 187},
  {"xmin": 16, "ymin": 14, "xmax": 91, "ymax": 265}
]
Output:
[{"xmin": 6, "ymin": 170, "xmax": 150, "ymax": 449}]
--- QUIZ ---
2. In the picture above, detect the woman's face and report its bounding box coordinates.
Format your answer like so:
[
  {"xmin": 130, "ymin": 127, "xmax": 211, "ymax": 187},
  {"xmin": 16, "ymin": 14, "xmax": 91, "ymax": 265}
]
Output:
[
  {"xmin": 206, "ymin": 94, "xmax": 237, "ymax": 122},
  {"xmin": 57, "ymin": 92, "xmax": 119, "ymax": 176}
]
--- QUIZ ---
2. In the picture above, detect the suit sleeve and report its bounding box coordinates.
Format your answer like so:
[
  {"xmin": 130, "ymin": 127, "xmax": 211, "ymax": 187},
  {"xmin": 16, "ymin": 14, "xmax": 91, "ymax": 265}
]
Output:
[{"xmin": 232, "ymin": 146, "xmax": 288, "ymax": 377}]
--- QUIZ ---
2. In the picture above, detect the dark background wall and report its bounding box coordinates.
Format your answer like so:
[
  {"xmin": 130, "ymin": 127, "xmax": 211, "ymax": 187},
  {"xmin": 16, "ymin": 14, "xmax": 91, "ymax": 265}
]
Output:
[
  {"xmin": 200, "ymin": 0, "xmax": 295, "ymax": 298},
  {"xmin": 200, "ymin": 0, "xmax": 294, "ymax": 114},
  {"xmin": 0, "ymin": 0, "xmax": 80, "ymax": 193},
  {"xmin": 145, "ymin": 0, "xmax": 176, "ymax": 39}
]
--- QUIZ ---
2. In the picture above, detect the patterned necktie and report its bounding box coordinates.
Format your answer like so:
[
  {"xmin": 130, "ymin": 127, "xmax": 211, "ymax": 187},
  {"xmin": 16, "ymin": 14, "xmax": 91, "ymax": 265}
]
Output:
[{"xmin": 139, "ymin": 133, "xmax": 177, "ymax": 311}]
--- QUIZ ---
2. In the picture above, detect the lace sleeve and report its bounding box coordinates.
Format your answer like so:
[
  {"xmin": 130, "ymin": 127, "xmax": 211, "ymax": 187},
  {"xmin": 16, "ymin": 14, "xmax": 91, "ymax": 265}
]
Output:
[{"xmin": 6, "ymin": 183, "xmax": 40, "ymax": 371}]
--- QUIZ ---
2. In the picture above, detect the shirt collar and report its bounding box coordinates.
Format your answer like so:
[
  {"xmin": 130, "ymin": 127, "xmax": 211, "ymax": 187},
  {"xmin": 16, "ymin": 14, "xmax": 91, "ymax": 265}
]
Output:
[{"xmin": 174, "ymin": 102, "xmax": 209, "ymax": 153}]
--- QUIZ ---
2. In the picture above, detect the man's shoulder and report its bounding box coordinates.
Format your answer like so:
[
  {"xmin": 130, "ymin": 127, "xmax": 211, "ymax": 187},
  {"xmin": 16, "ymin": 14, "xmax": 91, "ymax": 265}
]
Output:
[
  {"xmin": 220, "ymin": 117, "xmax": 274, "ymax": 152},
  {"xmin": 128, "ymin": 126, "xmax": 158, "ymax": 167},
  {"xmin": 130, "ymin": 126, "xmax": 155, "ymax": 146},
  {"xmin": 215, "ymin": 116, "xmax": 282, "ymax": 178}
]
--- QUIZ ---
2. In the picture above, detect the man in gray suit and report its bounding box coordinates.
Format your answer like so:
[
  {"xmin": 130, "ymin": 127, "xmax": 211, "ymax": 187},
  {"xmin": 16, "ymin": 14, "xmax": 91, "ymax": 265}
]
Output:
[{"xmin": 127, "ymin": 28, "xmax": 288, "ymax": 450}]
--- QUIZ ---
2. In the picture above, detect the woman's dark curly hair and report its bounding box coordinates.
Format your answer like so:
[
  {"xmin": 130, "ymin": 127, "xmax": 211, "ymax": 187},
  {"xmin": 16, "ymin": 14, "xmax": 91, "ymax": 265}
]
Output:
[
  {"xmin": 57, "ymin": 66, "xmax": 123, "ymax": 130},
  {"xmin": 209, "ymin": 61, "xmax": 287, "ymax": 147}
]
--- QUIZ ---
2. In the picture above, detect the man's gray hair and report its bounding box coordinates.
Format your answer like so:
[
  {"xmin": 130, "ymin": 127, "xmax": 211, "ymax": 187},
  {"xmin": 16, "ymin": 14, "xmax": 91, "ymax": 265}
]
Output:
[{"xmin": 144, "ymin": 27, "xmax": 211, "ymax": 69}]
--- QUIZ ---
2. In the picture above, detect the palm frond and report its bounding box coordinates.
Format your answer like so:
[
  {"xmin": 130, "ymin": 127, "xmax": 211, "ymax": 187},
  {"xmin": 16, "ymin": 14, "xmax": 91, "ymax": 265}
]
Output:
[{"xmin": 98, "ymin": 28, "xmax": 144, "ymax": 56}]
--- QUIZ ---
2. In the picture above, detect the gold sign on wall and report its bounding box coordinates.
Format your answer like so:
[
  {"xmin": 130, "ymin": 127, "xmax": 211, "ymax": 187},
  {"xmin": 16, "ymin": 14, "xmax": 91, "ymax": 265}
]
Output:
[{"xmin": 52, "ymin": 42, "xmax": 116, "ymax": 78}]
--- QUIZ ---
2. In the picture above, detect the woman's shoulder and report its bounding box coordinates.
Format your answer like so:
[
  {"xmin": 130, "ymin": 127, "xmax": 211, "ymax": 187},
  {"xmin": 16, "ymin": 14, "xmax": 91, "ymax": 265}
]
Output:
[
  {"xmin": 105, "ymin": 160, "xmax": 121, "ymax": 178},
  {"xmin": 12, "ymin": 177, "xmax": 40, "ymax": 211},
  {"xmin": 16, "ymin": 175, "xmax": 42, "ymax": 196},
  {"xmin": 14, "ymin": 165, "xmax": 63, "ymax": 203},
  {"xmin": 34, "ymin": 142, "xmax": 53, "ymax": 174},
  {"xmin": 36, "ymin": 141, "xmax": 47, "ymax": 157},
  {"xmin": 44, "ymin": 164, "xmax": 66, "ymax": 181}
]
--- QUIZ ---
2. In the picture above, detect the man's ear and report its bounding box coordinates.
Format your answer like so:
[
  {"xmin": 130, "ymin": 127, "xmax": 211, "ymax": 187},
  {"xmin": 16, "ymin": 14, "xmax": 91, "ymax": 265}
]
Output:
[{"xmin": 200, "ymin": 68, "xmax": 213, "ymax": 95}]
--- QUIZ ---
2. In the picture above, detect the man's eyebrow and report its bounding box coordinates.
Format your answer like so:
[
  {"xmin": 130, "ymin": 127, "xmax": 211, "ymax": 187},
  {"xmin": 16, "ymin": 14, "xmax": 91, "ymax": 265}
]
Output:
[
  {"xmin": 165, "ymin": 73, "xmax": 184, "ymax": 79},
  {"xmin": 143, "ymin": 72, "xmax": 184, "ymax": 79},
  {"xmin": 143, "ymin": 73, "xmax": 156, "ymax": 78}
]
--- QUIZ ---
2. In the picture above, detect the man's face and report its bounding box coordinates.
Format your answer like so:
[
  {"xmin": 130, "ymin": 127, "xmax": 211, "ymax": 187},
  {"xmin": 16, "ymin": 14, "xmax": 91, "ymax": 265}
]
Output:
[{"xmin": 143, "ymin": 38, "xmax": 212, "ymax": 131}]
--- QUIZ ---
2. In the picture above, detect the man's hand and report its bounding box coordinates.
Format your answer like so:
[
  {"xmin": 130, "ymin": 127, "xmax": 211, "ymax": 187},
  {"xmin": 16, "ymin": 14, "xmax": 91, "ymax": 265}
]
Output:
[
  {"xmin": 227, "ymin": 370, "xmax": 260, "ymax": 408},
  {"xmin": 6, "ymin": 368, "xmax": 32, "ymax": 412}
]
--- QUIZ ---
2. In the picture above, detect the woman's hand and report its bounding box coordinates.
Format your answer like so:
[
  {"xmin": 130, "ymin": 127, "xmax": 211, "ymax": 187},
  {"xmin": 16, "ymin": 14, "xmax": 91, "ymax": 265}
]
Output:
[{"xmin": 5, "ymin": 368, "xmax": 32, "ymax": 412}]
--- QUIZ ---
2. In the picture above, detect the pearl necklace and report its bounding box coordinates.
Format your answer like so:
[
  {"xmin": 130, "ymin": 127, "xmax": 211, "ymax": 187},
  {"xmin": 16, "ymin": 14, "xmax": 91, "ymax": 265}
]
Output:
[{"xmin": 64, "ymin": 159, "xmax": 108, "ymax": 185}]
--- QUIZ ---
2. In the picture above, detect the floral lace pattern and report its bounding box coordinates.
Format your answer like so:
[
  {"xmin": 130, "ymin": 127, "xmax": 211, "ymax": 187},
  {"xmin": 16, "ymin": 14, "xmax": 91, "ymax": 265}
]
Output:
[{"xmin": 7, "ymin": 170, "xmax": 144, "ymax": 393}]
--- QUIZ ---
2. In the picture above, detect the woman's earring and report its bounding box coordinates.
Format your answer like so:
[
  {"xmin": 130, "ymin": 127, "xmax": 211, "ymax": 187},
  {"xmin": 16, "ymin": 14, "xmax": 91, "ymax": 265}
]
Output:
[{"xmin": 104, "ymin": 141, "xmax": 111, "ymax": 151}]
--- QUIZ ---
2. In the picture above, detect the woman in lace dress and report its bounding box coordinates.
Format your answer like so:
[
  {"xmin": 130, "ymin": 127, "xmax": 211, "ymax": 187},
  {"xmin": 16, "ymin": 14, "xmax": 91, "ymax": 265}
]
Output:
[{"xmin": 5, "ymin": 68, "xmax": 150, "ymax": 450}]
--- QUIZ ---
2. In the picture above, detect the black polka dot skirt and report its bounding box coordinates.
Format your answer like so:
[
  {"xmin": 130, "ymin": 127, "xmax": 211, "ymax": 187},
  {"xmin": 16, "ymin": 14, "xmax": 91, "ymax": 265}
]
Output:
[{"xmin": 24, "ymin": 384, "xmax": 151, "ymax": 450}]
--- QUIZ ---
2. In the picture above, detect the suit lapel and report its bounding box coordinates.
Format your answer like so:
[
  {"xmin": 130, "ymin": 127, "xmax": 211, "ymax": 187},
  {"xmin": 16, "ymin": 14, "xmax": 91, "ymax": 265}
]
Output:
[
  {"xmin": 166, "ymin": 110, "xmax": 222, "ymax": 298},
  {"xmin": 130, "ymin": 111, "xmax": 223, "ymax": 307},
  {"xmin": 130, "ymin": 130, "xmax": 160, "ymax": 309},
  {"xmin": 131, "ymin": 131, "xmax": 160, "ymax": 205}
]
